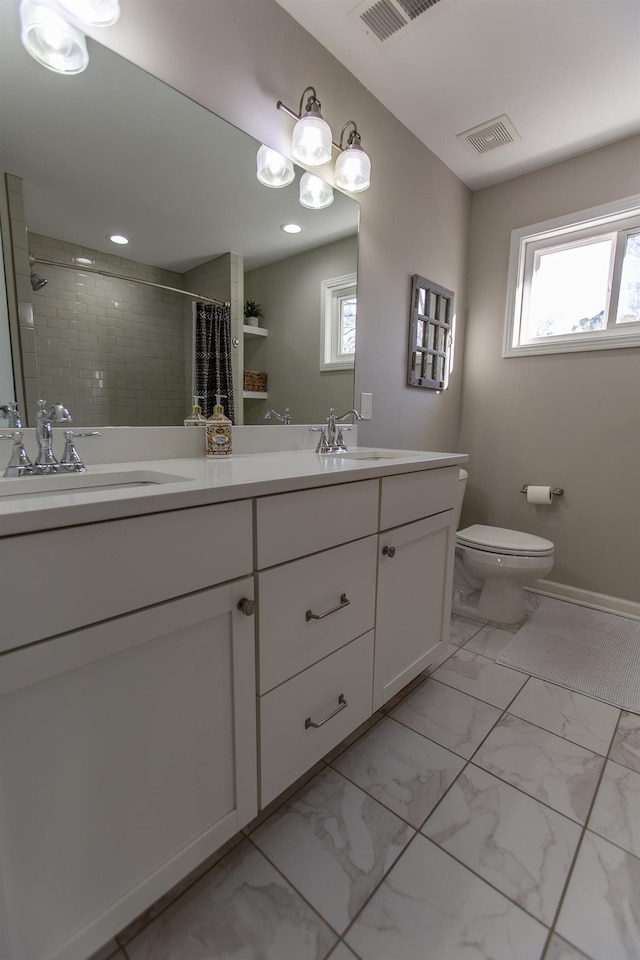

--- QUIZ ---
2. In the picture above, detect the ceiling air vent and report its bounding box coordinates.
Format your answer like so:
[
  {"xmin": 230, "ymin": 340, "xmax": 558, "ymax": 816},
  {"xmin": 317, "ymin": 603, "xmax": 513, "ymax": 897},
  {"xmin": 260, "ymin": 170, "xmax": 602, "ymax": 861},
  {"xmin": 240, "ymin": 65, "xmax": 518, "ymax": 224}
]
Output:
[
  {"xmin": 350, "ymin": 0, "xmax": 445, "ymax": 47},
  {"xmin": 457, "ymin": 115, "xmax": 521, "ymax": 155}
]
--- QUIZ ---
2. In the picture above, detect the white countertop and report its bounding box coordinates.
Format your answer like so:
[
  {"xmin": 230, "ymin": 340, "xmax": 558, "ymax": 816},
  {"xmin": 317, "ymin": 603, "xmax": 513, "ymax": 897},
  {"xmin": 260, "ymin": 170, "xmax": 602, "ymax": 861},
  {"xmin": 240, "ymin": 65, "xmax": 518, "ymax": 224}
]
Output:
[{"xmin": 0, "ymin": 447, "xmax": 467, "ymax": 537}]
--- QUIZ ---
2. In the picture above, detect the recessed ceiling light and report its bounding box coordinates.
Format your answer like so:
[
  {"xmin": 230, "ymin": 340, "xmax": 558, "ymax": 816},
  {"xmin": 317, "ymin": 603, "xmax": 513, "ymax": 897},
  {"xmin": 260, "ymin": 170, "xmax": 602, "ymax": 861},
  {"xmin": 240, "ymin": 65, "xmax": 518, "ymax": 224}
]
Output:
[
  {"xmin": 107, "ymin": 234, "xmax": 129, "ymax": 245},
  {"xmin": 281, "ymin": 223, "xmax": 302, "ymax": 234},
  {"xmin": 74, "ymin": 256, "xmax": 94, "ymax": 265}
]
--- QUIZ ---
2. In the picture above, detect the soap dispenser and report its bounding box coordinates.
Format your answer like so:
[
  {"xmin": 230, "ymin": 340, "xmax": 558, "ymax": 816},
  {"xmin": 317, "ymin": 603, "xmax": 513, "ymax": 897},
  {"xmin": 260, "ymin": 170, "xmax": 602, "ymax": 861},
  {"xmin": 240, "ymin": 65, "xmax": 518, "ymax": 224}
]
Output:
[
  {"xmin": 184, "ymin": 395, "xmax": 207, "ymax": 427},
  {"xmin": 206, "ymin": 394, "xmax": 232, "ymax": 457}
]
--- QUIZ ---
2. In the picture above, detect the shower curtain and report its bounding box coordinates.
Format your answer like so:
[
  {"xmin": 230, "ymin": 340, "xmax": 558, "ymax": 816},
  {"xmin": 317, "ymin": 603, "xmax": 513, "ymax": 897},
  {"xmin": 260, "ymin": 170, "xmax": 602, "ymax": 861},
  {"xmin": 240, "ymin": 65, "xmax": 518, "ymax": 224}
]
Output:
[{"xmin": 194, "ymin": 301, "xmax": 235, "ymax": 422}]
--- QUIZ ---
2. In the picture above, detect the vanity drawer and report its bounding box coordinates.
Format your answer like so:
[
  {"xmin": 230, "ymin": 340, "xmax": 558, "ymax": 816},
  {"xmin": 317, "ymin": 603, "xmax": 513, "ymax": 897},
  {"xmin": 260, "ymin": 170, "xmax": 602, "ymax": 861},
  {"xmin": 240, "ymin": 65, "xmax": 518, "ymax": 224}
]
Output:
[
  {"xmin": 380, "ymin": 466, "xmax": 458, "ymax": 530},
  {"xmin": 257, "ymin": 535, "xmax": 377, "ymax": 693},
  {"xmin": 255, "ymin": 479, "xmax": 379, "ymax": 568},
  {"xmin": 259, "ymin": 631, "xmax": 374, "ymax": 807},
  {"xmin": 0, "ymin": 500, "xmax": 253, "ymax": 651}
]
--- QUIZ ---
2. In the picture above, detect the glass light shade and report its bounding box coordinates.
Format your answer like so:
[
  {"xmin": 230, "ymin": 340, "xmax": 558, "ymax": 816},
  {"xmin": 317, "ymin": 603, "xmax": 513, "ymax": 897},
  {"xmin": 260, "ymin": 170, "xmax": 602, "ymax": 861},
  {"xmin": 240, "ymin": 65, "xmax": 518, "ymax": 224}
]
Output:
[
  {"xmin": 299, "ymin": 172, "xmax": 334, "ymax": 210},
  {"xmin": 334, "ymin": 146, "xmax": 371, "ymax": 193},
  {"xmin": 256, "ymin": 145, "xmax": 295, "ymax": 188},
  {"xmin": 291, "ymin": 115, "xmax": 332, "ymax": 167},
  {"xmin": 20, "ymin": 0, "xmax": 89, "ymax": 74},
  {"xmin": 49, "ymin": 0, "xmax": 120, "ymax": 27}
]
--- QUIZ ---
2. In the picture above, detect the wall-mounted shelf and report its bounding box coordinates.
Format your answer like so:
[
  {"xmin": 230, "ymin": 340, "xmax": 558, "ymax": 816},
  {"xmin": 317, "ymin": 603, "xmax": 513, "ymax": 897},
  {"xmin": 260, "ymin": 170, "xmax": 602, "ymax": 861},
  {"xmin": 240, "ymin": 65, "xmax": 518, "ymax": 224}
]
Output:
[
  {"xmin": 243, "ymin": 325, "xmax": 268, "ymax": 337},
  {"xmin": 243, "ymin": 391, "xmax": 268, "ymax": 399}
]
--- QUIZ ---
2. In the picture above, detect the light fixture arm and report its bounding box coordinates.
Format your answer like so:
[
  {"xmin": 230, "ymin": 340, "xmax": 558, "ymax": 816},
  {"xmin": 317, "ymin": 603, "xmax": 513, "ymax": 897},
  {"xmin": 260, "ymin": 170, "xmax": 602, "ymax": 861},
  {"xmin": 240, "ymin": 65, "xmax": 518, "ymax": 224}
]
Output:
[
  {"xmin": 338, "ymin": 121, "xmax": 362, "ymax": 151},
  {"xmin": 276, "ymin": 85, "xmax": 321, "ymax": 123},
  {"xmin": 277, "ymin": 86, "xmax": 344, "ymax": 152}
]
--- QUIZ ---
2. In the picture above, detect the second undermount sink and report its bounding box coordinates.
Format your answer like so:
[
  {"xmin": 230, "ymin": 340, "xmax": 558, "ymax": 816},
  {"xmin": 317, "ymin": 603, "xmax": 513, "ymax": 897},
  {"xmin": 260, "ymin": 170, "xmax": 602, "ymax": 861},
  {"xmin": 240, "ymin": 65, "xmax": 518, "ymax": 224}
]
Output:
[
  {"xmin": 334, "ymin": 449, "xmax": 426, "ymax": 461},
  {"xmin": 0, "ymin": 469, "xmax": 193, "ymax": 501}
]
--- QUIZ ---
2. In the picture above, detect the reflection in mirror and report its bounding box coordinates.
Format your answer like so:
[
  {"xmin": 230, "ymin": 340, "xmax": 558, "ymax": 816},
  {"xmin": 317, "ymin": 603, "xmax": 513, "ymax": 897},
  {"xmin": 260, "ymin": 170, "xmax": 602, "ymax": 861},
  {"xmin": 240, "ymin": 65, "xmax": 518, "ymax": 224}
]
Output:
[
  {"xmin": 0, "ymin": 226, "xmax": 15, "ymax": 403},
  {"xmin": 0, "ymin": 1, "xmax": 359, "ymax": 428}
]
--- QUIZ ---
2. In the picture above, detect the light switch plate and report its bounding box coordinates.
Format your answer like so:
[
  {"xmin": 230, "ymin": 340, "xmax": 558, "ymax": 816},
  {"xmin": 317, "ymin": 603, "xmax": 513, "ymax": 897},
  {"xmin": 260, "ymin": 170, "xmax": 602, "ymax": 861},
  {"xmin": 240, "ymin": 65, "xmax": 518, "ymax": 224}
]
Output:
[{"xmin": 360, "ymin": 392, "xmax": 373, "ymax": 420}]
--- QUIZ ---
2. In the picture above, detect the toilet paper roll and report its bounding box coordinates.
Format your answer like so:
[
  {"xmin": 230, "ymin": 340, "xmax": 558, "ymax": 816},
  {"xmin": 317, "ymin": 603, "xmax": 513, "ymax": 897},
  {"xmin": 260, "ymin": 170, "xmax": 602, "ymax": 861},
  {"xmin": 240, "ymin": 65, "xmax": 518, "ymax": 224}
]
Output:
[{"xmin": 526, "ymin": 485, "xmax": 553, "ymax": 505}]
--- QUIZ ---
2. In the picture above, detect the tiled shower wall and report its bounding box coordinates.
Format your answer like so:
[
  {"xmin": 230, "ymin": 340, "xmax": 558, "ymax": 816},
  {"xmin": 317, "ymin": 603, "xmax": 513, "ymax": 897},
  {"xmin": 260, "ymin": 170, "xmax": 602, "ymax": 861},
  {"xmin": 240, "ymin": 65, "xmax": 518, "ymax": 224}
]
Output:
[{"xmin": 29, "ymin": 234, "xmax": 189, "ymax": 426}]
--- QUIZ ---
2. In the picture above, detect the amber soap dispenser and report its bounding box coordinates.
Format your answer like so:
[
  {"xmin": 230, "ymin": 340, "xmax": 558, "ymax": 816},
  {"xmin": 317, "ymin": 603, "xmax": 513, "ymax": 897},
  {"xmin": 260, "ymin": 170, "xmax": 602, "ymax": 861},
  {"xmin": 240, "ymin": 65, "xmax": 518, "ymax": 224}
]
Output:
[{"xmin": 206, "ymin": 394, "xmax": 232, "ymax": 457}]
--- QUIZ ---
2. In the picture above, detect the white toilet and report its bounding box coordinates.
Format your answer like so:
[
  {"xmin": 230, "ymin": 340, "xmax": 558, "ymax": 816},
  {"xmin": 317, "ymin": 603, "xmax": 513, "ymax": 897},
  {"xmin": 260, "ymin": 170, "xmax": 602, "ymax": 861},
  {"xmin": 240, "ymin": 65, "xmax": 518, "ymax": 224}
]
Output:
[{"xmin": 455, "ymin": 469, "xmax": 554, "ymax": 624}]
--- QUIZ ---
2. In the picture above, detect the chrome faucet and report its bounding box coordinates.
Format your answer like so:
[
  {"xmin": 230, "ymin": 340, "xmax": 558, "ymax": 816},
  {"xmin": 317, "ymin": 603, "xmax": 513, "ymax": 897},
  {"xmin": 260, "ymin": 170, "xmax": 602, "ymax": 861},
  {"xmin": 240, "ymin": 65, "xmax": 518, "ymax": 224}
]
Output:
[
  {"xmin": 310, "ymin": 407, "xmax": 363, "ymax": 454},
  {"xmin": 35, "ymin": 400, "xmax": 72, "ymax": 473},
  {"xmin": 264, "ymin": 408, "xmax": 292, "ymax": 424},
  {"xmin": 1, "ymin": 401, "xmax": 100, "ymax": 478}
]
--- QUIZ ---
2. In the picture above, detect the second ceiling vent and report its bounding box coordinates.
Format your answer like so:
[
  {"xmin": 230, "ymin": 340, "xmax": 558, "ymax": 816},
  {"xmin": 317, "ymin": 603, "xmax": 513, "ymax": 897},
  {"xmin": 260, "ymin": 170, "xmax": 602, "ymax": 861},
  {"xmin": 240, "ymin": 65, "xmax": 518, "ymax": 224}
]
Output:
[
  {"xmin": 456, "ymin": 115, "xmax": 521, "ymax": 155},
  {"xmin": 349, "ymin": 0, "xmax": 446, "ymax": 46}
]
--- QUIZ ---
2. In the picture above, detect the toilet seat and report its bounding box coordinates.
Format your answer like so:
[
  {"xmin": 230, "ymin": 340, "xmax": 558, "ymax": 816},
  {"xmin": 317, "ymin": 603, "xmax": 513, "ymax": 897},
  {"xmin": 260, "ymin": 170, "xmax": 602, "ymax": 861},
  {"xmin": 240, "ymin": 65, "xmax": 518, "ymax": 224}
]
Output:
[{"xmin": 456, "ymin": 524, "xmax": 554, "ymax": 557}]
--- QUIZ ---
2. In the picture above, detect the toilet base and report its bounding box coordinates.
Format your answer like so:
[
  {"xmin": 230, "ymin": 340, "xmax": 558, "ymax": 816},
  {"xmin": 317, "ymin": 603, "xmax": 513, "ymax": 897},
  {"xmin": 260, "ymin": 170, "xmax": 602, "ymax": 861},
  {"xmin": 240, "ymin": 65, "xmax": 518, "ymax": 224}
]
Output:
[{"xmin": 477, "ymin": 578, "xmax": 527, "ymax": 625}]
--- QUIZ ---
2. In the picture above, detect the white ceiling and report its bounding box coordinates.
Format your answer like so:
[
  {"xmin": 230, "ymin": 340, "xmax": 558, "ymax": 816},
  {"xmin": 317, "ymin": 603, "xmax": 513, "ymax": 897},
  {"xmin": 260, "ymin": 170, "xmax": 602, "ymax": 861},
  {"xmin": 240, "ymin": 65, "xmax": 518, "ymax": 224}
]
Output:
[{"xmin": 275, "ymin": 0, "xmax": 640, "ymax": 189}]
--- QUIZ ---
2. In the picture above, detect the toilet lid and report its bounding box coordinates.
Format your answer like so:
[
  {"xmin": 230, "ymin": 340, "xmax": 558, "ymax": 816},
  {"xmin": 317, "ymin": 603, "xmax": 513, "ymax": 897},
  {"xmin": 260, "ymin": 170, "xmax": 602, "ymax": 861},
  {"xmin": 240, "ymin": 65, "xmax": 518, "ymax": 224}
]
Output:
[{"xmin": 457, "ymin": 524, "xmax": 554, "ymax": 556}]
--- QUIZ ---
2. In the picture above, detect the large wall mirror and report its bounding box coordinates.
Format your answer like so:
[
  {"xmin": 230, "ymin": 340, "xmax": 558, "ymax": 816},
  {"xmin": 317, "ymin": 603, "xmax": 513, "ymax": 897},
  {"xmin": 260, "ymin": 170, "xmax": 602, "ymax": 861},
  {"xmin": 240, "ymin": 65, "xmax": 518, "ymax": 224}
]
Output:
[{"xmin": 0, "ymin": 0, "xmax": 359, "ymax": 428}]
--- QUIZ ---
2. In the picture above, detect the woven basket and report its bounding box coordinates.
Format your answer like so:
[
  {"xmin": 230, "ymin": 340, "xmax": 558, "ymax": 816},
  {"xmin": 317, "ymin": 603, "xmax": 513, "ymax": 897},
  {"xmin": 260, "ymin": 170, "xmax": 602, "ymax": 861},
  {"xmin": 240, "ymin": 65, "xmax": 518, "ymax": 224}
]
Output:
[{"xmin": 243, "ymin": 370, "xmax": 267, "ymax": 392}]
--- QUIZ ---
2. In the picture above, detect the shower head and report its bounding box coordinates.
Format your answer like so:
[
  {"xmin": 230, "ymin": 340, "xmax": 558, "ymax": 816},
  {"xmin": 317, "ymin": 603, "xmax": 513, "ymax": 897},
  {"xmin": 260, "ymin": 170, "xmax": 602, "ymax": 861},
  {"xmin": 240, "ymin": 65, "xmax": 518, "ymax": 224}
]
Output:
[{"xmin": 30, "ymin": 272, "xmax": 48, "ymax": 291}]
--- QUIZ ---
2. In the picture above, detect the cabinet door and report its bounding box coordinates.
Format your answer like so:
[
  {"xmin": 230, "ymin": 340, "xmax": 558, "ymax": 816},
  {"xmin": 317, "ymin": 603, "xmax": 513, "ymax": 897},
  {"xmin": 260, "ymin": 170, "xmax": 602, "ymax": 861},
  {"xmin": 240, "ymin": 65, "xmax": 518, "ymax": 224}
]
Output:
[
  {"xmin": 374, "ymin": 510, "xmax": 456, "ymax": 710},
  {"xmin": 0, "ymin": 580, "xmax": 256, "ymax": 960}
]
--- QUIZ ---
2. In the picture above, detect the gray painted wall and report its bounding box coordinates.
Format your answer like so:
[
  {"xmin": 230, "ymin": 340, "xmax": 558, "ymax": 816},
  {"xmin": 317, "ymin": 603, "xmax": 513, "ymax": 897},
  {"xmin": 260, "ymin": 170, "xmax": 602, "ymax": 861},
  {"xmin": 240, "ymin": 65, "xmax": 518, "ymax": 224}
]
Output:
[
  {"xmin": 460, "ymin": 134, "xmax": 640, "ymax": 602},
  {"xmin": 245, "ymin": 236, "xmax": 357, "ymax": 425},
  {"xmin": 87, "ymin": 0, "xmax": 471, "ymax": 452}
]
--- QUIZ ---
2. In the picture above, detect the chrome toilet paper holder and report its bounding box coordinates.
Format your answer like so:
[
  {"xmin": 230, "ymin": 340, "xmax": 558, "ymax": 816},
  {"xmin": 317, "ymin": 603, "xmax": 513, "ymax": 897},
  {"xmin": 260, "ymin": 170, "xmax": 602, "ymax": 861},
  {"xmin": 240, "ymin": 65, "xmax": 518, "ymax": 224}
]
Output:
[{"xmin": 520, "ymin": 485, "xmax": 564, "ymax": 497}]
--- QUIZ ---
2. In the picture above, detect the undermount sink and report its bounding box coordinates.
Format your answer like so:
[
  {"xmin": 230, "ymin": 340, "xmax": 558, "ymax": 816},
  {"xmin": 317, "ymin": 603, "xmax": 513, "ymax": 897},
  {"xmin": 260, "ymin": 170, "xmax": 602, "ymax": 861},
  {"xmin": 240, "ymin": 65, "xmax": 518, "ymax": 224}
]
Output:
[
  {"xmin": 0, "ymin": 469, "xmax": 192, "ymax": 501},
  {"xmin": 334, "ymin": 449, "xmax": 425, "ymax": 461}
]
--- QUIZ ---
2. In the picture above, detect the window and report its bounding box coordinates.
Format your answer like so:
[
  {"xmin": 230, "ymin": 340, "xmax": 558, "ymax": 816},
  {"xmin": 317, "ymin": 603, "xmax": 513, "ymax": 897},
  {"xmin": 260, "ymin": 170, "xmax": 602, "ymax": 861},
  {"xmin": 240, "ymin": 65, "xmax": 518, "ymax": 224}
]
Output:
[
  {"xmin": 320, "ymin": 273, "xmax": 356, "ymax": 371},
  {"xmin": 504, "ymin": 196, "xmax": 640, "ymax": 357},
  {"xmin": 407, "ymin": 274, "xmax": 454, "ymax": 390}
]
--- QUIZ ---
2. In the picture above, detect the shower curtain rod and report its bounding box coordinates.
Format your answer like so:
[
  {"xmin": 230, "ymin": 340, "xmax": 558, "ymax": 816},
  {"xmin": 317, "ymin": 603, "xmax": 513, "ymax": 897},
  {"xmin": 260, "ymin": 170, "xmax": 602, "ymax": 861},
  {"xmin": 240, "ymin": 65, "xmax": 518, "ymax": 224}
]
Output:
[{"xmin": 29, "ymin": 256, "xmax": 230, "ymax": 308}]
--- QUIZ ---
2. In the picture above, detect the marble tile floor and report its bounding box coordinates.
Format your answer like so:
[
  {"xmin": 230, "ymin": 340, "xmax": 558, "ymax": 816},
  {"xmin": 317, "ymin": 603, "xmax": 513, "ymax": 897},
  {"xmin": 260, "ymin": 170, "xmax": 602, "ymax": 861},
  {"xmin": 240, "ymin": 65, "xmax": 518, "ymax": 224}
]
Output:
[{"xmin": 91, "ymin": 603, "xmax": 640, "ymax": 960}]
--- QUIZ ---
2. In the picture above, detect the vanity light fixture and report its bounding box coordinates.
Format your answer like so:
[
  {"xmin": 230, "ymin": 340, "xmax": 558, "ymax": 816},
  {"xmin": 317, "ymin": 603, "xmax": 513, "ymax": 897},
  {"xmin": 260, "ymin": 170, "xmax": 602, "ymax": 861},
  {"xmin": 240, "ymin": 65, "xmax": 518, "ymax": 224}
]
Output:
[
  {"xmin": 299, "ymin": 172, "xmax": 334, "ymax": 210},
  {"xmin": 19, "ymin": 0, "xmax": 120, "ymax": 74},
  {"xmin": 256, "ymin": 145, "xmax": 295, "ymax": 188},
  {"xmin": 278, "ymin": 86, "xmax": 332, "ymax": 168},
  {"xmin": 334, "ymin": 121, "xmax": 371, "ymax": 193},
  {"xmin": 276, "ymin": 85, "xmax": 372, "ymax": 194},
  {"xmin": 281, "ymin": 223, "xmax": 302, "ymax": 234},
  {"xmin": 19, "ymin": 0, "xmax": 89, "ymax": 74},
  {"xmin": 107, "ymin": 233, "xmax": 128, "ymax": 245}
]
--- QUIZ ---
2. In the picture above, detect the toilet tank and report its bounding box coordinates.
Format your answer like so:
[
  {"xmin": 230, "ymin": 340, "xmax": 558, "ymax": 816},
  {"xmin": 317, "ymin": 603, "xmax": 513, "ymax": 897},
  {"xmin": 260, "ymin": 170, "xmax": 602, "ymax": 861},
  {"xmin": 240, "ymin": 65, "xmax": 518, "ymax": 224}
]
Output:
[{"xmin": 456, "ymin": 468, "xmax": 468, "ymax": 529}]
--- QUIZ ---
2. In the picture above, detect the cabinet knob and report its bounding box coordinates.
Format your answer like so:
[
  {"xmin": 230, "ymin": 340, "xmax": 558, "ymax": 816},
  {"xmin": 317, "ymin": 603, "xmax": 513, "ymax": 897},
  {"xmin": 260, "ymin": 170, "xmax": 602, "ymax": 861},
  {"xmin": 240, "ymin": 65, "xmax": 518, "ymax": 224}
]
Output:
[
  {"xmin": 237, "ymin": 597, "xmax": 255, "ymax": 617},
  {"xmin": 382, "ymin": 545, "xmax": 396, "ymax": 558}
]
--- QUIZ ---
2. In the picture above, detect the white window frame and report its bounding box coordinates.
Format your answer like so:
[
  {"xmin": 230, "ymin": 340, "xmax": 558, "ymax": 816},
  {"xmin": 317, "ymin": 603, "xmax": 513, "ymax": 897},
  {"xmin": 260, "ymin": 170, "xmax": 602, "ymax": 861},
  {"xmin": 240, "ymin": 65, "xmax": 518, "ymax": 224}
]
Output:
[
  {"xmin": 504, "ymin": 195, "xmax": 640, "ymax": 358},
  {"xmin": 320, "ymin": 273, "xmax": 357, "ymax": 371}
]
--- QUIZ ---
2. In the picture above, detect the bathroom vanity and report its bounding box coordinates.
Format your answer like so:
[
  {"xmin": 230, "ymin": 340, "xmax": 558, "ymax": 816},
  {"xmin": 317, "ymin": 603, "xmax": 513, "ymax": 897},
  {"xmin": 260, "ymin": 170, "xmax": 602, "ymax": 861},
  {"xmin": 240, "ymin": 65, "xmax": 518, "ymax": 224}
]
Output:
[{"xmin": 0, "ymin": 444, "xmax": 465, "ymax": 960}]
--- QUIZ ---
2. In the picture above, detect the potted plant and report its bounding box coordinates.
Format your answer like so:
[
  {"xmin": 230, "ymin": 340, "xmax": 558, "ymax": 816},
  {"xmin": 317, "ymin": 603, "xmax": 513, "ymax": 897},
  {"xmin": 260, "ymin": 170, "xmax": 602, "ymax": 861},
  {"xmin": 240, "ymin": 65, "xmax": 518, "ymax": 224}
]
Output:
[{"xmin": 244, "ymin": 299, "xmax": 263, "ymax": 327}]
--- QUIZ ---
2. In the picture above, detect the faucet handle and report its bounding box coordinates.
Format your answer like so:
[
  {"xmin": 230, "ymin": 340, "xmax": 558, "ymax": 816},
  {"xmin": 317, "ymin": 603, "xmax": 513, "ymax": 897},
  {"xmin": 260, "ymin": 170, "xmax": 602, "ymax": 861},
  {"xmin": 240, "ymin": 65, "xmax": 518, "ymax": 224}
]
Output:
[
  {"xmin": 0, "ymin": 431, "xmax": 34, "ymax": 477},
  {"xmin": 309, "ymin": 426, "xmax": 330, "ymax": 453},
  {"xmin": 60, "ymin": 430, "xmax": 101, "ymax": 473}
]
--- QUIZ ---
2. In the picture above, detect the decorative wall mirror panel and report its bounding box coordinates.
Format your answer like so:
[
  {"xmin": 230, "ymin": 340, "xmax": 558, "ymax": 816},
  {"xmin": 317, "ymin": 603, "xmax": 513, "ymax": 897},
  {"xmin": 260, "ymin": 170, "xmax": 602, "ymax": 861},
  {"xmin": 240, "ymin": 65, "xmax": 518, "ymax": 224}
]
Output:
[{"xmin": 407, "ymin": 274, "xmax": 454, "ymax": 391}]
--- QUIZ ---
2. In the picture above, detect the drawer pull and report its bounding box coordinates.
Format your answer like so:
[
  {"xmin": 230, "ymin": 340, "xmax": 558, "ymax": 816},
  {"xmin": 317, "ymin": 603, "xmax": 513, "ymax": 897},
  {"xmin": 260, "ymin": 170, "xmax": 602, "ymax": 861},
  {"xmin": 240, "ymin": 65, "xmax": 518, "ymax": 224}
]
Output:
[
  {"xmin": 306, "ymin": 593, "xmax": 350, "ymax": 622},
  {"xmin": 382, "ymin": 545, "xmax": 396, "ymax": 558},
  {"xmin": 237, "ymin": 598, "xmax": 255, "ymax": 617},
  {"xmin": 305, "ymin": 694, "xmax": 348, "ymax": 729}
]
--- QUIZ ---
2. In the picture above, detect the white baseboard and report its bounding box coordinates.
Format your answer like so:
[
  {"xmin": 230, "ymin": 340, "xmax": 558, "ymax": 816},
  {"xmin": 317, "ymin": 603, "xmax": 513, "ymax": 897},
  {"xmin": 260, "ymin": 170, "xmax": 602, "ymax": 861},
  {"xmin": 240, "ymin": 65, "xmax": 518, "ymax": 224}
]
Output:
[{"xmin": 526, "ymin": 580, "xmax": 640, "ymax": 622}]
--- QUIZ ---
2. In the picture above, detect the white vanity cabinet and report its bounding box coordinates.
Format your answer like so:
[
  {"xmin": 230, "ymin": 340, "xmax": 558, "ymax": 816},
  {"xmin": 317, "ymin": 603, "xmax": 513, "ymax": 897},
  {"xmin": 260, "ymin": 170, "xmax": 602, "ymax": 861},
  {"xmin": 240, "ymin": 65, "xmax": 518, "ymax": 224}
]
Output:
[
  {"xmin": 0, "ymin": 454, "xmax": 464, "ymax": 960},
  {"xmin": 0, "ymin": 502, "xmax": 257, "ymax": 960}
]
